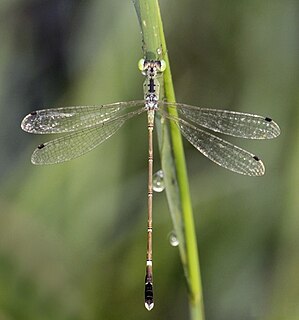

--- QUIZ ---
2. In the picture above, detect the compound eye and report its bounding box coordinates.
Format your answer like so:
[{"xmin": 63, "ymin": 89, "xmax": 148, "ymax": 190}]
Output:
[
  {"xmin": 159, "ymin": 60, "xmax": 166, "ymax": 72},
  {"xmin": 138, "ymin": 59, "xmax": 145, "ymax": 71}
]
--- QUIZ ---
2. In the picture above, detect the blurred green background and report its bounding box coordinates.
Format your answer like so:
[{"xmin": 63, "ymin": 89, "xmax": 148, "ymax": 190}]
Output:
[{"xmin": 0, "ymin": 0, "xmax": 298, "ymax": 319}]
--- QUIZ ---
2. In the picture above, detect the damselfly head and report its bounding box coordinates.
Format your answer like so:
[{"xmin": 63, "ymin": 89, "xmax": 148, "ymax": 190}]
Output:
[{"xmin": 138, "ymin": 59, "xmax": 166, "ymax": 77}]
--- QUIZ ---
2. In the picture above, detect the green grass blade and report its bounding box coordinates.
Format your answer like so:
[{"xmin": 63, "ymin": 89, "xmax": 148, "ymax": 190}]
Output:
[{"xmin": 133, "ymin": 1, "xmax": 205, "ymax": 318}]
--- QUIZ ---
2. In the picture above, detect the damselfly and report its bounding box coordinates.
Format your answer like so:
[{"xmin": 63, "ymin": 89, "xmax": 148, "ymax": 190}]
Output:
[{"xmin": 21, "ymin": 59, "xmax": 280, "ymax": 310}]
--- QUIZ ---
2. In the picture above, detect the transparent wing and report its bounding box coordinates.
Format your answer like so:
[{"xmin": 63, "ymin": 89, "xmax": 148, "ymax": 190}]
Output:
[
  {"xmin": 31, "ymin": 108, "xmax": 145, "ymax": 165},
  {"xmin": 160, "ymin": 102, "xmax": 280, "ymax": 139},
  {"xmin": 165, "ymin": 115, "xmax": 265, "ymax": 176},
  {"xmin": 21, "ymin": 100, "xmax": 144, "ymax": 134}
]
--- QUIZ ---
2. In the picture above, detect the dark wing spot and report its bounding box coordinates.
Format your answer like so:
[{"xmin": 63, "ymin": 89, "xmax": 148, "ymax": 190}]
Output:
[
  {"xmin": 30, "ymin": 111, "xmax": 37, "ymax": 116},
  {"xmin": 265, "ymin": 117, "xmax": 272, "ymax": 122},
  {"xmin": 37, "ymin": 143, "xmax": 45, "ymax": 149},
  {"xmin": 253, "ymin": 155, "xmax": 260, "ymax": 161}
]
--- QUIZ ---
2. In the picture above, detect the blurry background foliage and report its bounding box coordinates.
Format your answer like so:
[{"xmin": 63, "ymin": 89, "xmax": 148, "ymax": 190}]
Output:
[{"xmin": 0, "ymin": 0, "xmax": 298, "ymax": 319}]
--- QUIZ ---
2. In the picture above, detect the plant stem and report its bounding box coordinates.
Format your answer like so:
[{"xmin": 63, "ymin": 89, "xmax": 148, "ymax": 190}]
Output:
[{"xmin": 133, "ymin": 1, "xmax": 205, "ymax": 319}]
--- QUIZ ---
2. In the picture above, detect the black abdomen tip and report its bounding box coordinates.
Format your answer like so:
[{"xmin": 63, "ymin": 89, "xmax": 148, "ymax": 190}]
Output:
[{"xmin": 144, "ymin": 282, "xmax": 154, "ymax": 311}]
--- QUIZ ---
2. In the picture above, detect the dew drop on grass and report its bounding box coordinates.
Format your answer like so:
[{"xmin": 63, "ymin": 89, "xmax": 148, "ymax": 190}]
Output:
[
  {"xmin": 153, "ymin": 170, "xmax": 165, "ymax": 192},
  {"xmin": 168, "ymin": 231, "xmax": 179, "ymax": 247}
]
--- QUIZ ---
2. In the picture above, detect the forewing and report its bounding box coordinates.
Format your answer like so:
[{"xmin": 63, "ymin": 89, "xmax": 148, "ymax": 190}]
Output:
[
  {"xmin": 162, "ymin": 102, "xmax": 280, "ymax": 139},
  {"xmin": 177, "ymin": 119, "xmax": 265, "ymax": 176},
  {"xmin": 31, "ymin": 109, "xmax": 144, "ymax": 165},
  {"xmin": 21, "ymin": 101, "xmax": 144, "ymax": 134}
]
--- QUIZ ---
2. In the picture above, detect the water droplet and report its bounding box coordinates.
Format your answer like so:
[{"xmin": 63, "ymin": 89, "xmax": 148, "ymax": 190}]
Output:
[
  {"xmin": 156, "ymin": 47, "xmax": 162, "ymax": 55},
  {"xmin": 153, "ymin": 170, "xmax": 165, "ymax": 192},
  {"xmin": 168, "ymin": 231, "xmax": 179, "ymax": 247}
]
